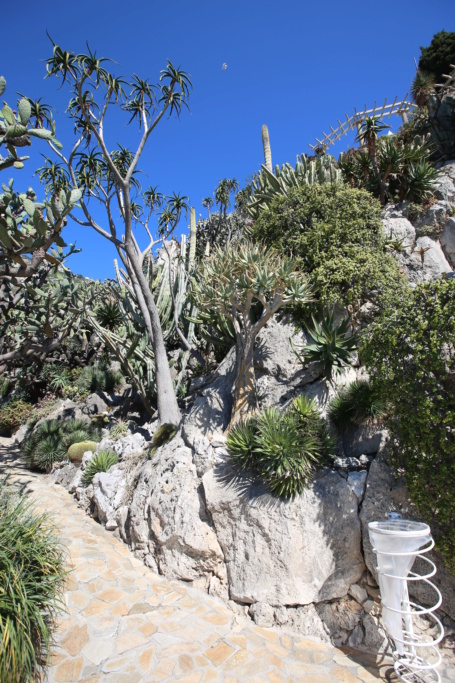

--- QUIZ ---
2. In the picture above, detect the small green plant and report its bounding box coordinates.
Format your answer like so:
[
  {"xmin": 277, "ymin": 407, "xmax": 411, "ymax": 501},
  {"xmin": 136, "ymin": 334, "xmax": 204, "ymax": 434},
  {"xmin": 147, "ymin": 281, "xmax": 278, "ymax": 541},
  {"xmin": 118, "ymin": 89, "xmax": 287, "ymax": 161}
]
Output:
[
  {"xmin": 110, "ymin": 421, "xmax": 129, "ymax": 440},
  {"xmin": 23, "ymin": 419, "xmax": 99, "ymax": 471},
  {"xmin": 0, "ymin": 399, "xmax": 34, "ymax": 435},
  {"xmin": 78, "ymin": 365, "xmax": 124, "ymax": 393},
  {"xmin": 328, "ymin": 379, "xmax": 388, "ymax": 434},
  {"xmin": 0, "ymin": 477, "xmax": 67, "ymax": 682},
  {"xmin": 254, "ymin": 408, "xmax": 319, "ymax": 497},
  {"xmin": 82, "ymin": 450, "xmax": 118, "ymax": 484},
  {"xmin": 225, "ymin": 416, "xmax": 258, "ymax": 471},
  {"xmin": 291, "ymin": 309, "xmax": 358, "ymax": 380},
  {"xmin": 226, "ymin": 398, "xmax": 334, "ymax": 498}
]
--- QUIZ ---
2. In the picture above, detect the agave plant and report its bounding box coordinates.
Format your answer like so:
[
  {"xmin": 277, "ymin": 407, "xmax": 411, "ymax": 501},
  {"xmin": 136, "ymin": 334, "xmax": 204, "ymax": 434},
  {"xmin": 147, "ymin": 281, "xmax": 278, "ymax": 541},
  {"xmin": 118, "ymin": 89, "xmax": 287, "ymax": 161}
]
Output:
[
  {"xmin": 254, "ymin": 408, "xmax": 319, "ymax": 498},
  {"xmin": 82, "ymin": 450, "xmax": 118, "ymax": 484},
  {"xmin": 225, "ymin": 416, "xmax": 258, "ymax": 471},
  {"xmin": 292, "ymin": 309, "xmax": 358, "ymax": 381},
  {"xmin": 328, "ymin": 379, "xmax": 388, "ymax": 433}
]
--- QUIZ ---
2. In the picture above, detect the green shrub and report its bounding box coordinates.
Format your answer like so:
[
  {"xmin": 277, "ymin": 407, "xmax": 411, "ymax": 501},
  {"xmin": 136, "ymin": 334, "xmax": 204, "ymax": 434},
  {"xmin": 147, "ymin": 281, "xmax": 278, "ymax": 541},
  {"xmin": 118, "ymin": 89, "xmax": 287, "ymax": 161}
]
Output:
[
  {"xmin": 82, "ymin": 450, "xmax": 118, "ymax": 485},
  {"xmin": 23, "ymin": 419, "xmax": 99, "ymax": 471},
  {"xmin": 418, "ymin": 30, "xmax": 455, "ymax": 84},
  {"xmin": 291, "ymin": 309, "xmax": 358, "ymax": 380},
  {"xmin": 250, "ymin": 183, "xmax": 402, "ymax": 309},
  {"xmin": 67, "ymin": 441, "xmax": 99, "ymax": 464},
  {"xmin": 0, "ymin": 399, "xmax": 34, "ymax": 435},
  {"xmin": 362, "ymin": 278, "xmax": 455, "ymax": 570},
  {"xmin": 226, "ymin": 398, "xmax": 334, "ymax": 498},
  {"xmin": 328, "ymin": 379, "xmax": 388, "ymax": 433},
  {"xmin": 0, "ymin": 478, "xmax": 67, "ymax": 681}
]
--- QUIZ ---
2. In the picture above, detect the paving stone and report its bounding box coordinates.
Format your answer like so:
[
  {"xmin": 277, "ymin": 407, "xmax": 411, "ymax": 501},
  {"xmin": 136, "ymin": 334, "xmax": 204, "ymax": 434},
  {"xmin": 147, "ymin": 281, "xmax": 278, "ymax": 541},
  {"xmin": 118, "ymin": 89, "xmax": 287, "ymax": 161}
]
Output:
[{"xmin": 0, "ymin": 436, "xmax": 414, "ymax": 683}]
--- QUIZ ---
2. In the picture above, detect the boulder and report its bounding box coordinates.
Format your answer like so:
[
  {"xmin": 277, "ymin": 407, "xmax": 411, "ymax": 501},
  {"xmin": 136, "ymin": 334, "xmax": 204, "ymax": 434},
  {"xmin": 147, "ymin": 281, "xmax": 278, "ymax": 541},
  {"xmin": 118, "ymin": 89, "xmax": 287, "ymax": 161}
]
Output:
[
  {"xmin": 127, "ymin": 435, "xmax": 227, "ymax": 584},
  {"xmin": 92, "ymin": 467, "xmax": 127, "ymax": 524},
  {"xmin": 360, "ymin": 447, "xmax": 455, "ymax": 621},
  {"xmin": 410, "ymin": 236, "xmax": 452, "ymax": 280},
  {"xmin": 183, "ymin": 349, "xmax": 235, "ymax": 442},
  {"xmin": 414, "ymin": 201, "xmax": 452, "ymax": 231},
  {"xmin": 38, "ymin": 399, "xmax": 85, "ymax": 425},
  {"xmin": 382, "ymin": 215, "xmax": 416, "ymax": 252},
  {"xmin": 13, "ymin": 422, "xmax": 31, "ymax": 444},
  {"xmin": 202, "ymin": 466, "xmax": 365, "ymax": 606},
  {"xmin": 440, "ymin": 217, "xmax": 455, "ymax": 269},
  {"xmin": 434, "ymin": 169, "xmax": 455, "ymax": 204},
  {"xmin": 83, "ymin": 393, "xmax": 108, "ymax": 416},
  {"xmin": 343, "ymin": 424, "xmax": 388, "ymax": 458}
]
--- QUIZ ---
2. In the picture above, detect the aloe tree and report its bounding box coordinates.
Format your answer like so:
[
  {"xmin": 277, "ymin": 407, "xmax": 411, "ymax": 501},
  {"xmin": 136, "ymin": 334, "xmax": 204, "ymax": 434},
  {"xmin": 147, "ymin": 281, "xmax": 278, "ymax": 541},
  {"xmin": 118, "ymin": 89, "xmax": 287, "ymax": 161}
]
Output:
[
  {"xmin": 44, "ymin": 40, "xmax": 194, "ymax": 426},
  {"xmin": 355, "ymin": 117, "xmax": 389, "ymax": 205},
  {"xmin": 192, "ymin": 242, "xmax": 312, "ymax": 424}
]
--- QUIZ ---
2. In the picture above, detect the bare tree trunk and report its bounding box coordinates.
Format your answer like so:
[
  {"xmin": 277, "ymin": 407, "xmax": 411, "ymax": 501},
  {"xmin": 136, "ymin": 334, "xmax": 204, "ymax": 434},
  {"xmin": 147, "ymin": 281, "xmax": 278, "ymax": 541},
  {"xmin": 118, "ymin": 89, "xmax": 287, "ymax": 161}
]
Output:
[
  {"xmin": 124, "ymin": 242, "xmax": 181, "ymax": 426},
  {"xmin": 230, "ymin": 334, "xmax": 257, "ymax": 426}
]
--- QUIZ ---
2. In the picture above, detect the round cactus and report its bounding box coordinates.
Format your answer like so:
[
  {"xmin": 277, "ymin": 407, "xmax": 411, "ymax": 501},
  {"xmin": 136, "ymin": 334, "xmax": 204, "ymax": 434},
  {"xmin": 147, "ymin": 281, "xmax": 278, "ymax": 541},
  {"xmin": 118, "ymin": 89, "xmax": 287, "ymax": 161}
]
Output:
[{"xmin": 67, "ymin": 441, "xmax": 98, "ymax": 463}]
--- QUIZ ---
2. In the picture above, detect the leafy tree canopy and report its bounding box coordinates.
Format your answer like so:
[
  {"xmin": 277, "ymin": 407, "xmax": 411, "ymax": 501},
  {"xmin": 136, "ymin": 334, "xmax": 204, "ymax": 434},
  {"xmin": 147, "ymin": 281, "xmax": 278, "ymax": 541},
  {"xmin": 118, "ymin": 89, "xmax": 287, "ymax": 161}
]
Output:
[
  {"xmin": 419, "ymin": 30, "xmax": 455, "ymax": 83},
  {"xmin": 250, "ymin": 183, "xmax": 403, "ymax": 310}
]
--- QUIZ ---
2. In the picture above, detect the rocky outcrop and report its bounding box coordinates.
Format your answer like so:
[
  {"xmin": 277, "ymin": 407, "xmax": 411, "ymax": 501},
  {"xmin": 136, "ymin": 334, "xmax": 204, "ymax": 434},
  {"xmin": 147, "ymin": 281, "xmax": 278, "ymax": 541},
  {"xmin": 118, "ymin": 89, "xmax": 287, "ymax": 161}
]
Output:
[
  {"xmin": 202, "ymin": 466, "xmax": 365, "ymax": 605},
  {"xmin": 125, "ymin": 435, "xmax": 227, "ymax": 590},
  {"xmin": 441, "ymin": 217, "xmax": 455, "ymax": 268}
]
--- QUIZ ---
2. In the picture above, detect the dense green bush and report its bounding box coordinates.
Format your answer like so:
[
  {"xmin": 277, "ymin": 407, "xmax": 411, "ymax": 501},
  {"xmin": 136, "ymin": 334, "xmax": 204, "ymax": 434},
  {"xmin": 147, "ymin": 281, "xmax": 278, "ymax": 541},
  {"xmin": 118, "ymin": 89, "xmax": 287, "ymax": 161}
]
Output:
[
  {"xmin": 23, "ymin": 419, "xmax": 99, "ymax": 472},
  {"xmin": 82, "ymin": 450, "xmax": 118, "ymax": 485},
  {"xmin": 328, "ymin": 379, "xmax": 388, "ymax": 433},
  {"xmin": 0, "ymin": 478, "xmax": 67, "ymax": 681},
  {"xmin": 418, "ymin": 30, "xmax": 455, "ymax": 84},
  {"xmin": 250, "ymin": 184, "xmax": 402, "ymax": 308},
  {"xmin": 226, "ymin": 397, "xmax": 334, "ymax": 498},
  {"xmin": 0, "ymin": 399, "xmax": 34, "ymax": 435},
  {"xmin": 362, "ymin": 278, "xmax": 455, "ymax": 569}
]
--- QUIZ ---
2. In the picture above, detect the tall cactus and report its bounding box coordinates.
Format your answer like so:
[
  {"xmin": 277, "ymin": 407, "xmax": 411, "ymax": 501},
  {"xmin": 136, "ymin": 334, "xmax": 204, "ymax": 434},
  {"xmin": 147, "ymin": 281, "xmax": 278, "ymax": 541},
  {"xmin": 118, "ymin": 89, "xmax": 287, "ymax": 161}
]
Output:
[{"xmin": 262, "ymin": 124, "xmax": 273, "ymax": 172}]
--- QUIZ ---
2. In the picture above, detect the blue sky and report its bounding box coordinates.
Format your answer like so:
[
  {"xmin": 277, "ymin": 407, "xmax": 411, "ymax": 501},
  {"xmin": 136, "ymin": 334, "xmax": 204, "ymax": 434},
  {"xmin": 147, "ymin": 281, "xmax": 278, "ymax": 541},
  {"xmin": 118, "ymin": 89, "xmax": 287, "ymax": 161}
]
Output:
[{"xmin": 2, "ymin": 0, "xmax": 455, "ymax": 279}]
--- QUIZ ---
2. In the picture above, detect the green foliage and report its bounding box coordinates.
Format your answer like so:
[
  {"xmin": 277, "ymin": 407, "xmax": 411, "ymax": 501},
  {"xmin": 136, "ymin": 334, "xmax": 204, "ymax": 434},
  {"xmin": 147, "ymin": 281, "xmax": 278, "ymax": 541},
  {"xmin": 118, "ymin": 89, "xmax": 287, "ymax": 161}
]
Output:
[
  {"xmin": 23, "ymin": 419, "xmax": 98, "ymax": 471},
  {"xmin": 225, "ymin": 417, "xmax": 258, "ymax": 471},
  {"xmin": 418, "ymin": 30, "xmax": 455, "ymax": 84},
  {"xmin": 0, "ymin": 478, "xmax": 66, "ymax": 682},
  {"xmin": 0, "ymin": 399, "xmax": 33, "ymax": 435},
  {"xmin": 247, "ymin": 154, "xmax": 341, "ymax": 219},
  {"xmin": 250, "ymin": 183, "xmax": 402, "ymax": 309},
  {"xmin": 82, "ymin": 450, "xmax": 118, "ymax": 485},
  {"xmin": 78, "ymin": 365, "xmax": 123, "ymax": 393},
  {"xmin": 96, "ymin": 301, "xmax": 123, "ymax": 330},
  {"xmin": 67, "ymin": 440, "xmax": 99, "ymax": 464},
  {"xmin": 109, "ymin": 421, "xmax": 129, "ymax": 440},
  {"xmin": 328, "ymin": 379, "xmax": 388, "ymax": 434},
  {"xmin": 362, "ymin": 278, "xmax": 455, "ymax": 570},
  {"xmin": 149, "ymin": 423, "xmax": 178, "ymax": 457},
  {"xmin": 226, "ymin": 398, "xmax": 334, "ymax": 498},
  {"xmin": 292, "ymin": 310, "xmax": 358, "ymax": 380},
  {"xmin": 339, "ymin": 133, "xmax": 441, "ymax": 204}
]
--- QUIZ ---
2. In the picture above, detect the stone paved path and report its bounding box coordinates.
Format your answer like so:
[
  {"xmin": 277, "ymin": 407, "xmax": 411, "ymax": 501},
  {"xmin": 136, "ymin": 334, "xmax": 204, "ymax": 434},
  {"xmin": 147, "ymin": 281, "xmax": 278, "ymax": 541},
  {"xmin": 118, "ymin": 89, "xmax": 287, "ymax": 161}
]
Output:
[{"xmin": 0, "ymin": 437, "xmax": 420, "ymax": 682}]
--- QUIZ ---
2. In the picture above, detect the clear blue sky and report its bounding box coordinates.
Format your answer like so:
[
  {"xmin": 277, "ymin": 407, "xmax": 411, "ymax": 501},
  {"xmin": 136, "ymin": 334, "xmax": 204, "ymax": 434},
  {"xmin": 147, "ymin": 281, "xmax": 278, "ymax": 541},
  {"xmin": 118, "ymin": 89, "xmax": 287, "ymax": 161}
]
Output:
[{"xmin": 3, "ymin": 0, "xmax": 455, "ymax": 280}]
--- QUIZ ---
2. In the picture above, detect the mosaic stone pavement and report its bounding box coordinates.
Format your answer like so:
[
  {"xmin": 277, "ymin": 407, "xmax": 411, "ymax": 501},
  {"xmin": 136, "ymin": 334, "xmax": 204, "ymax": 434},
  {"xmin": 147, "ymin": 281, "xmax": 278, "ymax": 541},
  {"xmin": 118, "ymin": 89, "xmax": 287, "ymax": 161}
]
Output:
[{"xmin": 2, "ymin": 436, "xmax": 452, "ymax": 682}]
